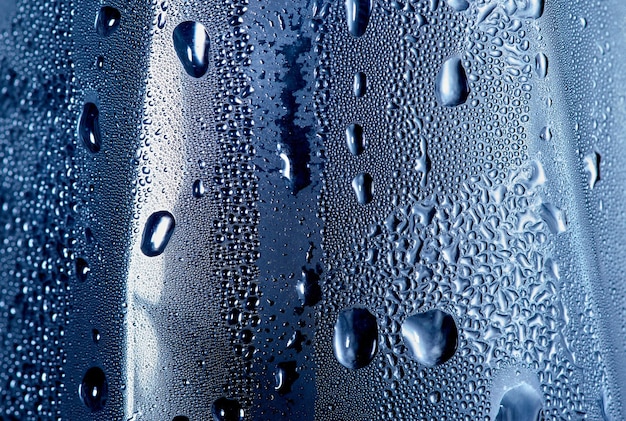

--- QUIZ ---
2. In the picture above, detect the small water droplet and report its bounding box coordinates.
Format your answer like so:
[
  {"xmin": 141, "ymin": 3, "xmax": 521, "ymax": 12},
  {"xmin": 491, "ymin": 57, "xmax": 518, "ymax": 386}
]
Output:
[
  {"xmin": 192, "ymin": 179, "xmax": 206, "ymax": 198},
  {"xmin": 436, "ymin": 56, "xmax": 469, "ymax": 107},
  {"xmin": 535, "ymin": 52, "xmax": 548, "ymax": 78},
  {"xmin": 401, "ymin": 309, "xmax": 458, "ymax": 367},
  {"xmin": 95, "ymin": 6, "xmax": 121, "ymax": 37},
  {"xmin": 584, "ymin": 151, "xmax": 601, "ymax": 189},
  {"xmin": 274, "ymin": 361, "xmax": 299, "ymax": 394},
  {"xmin": 173, "ymin": 21, "xmax": 211, "ymax": 78},
  {"xmin": 79, "ymin": 367, "xmax": 108, "ymax": 412},
  {"xmin": 352, "ymin": 173, "xmax": 374, "ymax": 205},
  {"xmin": 495, "ymin": 383, "xmax": 543, "ymax": 421},
  {"xmin": 353, "ymin": 71, "xmax": 366, "ymax": 97},
  {"xmin": 345, "ymin": 0, "xmax": 374, "ymax": 38},
  {"xmin": 141, "ymin": 211, "xmax": 176, "ymax": 257},
  {"xmin": 78, "ymin": 102, "xmax": 102, "ymax": 153},
  {"xmin": 345, "ymin": 124, "xmax": 365, "ymax": 155},
  {"xmin": 76, "ymin": 257, "xmax": 90, "ymax": 282},
  {"xmin": 211, "ymin": 397, "xmax": 244, "ymax": 421},
  {"xmin": 333, "ymin": 307, "xmax": 378, "ymax": 369}
]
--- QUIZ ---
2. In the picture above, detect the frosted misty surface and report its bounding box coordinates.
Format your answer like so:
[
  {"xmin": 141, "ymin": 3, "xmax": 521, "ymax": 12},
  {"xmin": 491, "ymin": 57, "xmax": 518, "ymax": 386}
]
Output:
[{"xmin": 1, "ymin": 0, "xmax": 626, "ymax": 420}]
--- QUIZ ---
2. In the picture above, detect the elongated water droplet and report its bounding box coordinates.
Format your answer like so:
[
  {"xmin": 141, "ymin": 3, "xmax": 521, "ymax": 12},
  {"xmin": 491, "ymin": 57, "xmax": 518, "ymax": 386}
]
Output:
[
  {"xmin": 535, "ymin": 52, "xmax": 548, "ymax": 78},
  {"xmin": 436, "ymin": 56, "xmax": 469, "ymax": 107},
  {"xmin": 353, "ymin": 71, "xmax": 366, "ymax": 97},
  {"xmin": 173, "ymin": 21, "xmax": 211, "ymax": 78},
  {"xmin": 584, "ymin": 151, "xmax": 601, "ymax": 189},
  {"xmin": 274, "ymin": 361, "xmax": 299, "ymax": 394},
  {"xmin": 539, "ymin": 126, "xmax": 552, "ymax": 141},
  {"xmin": 95, "ymin": 6, "xmax": 121, "ymax": 37},
  {"xmin": 446, "ymin": 0, "xmax": 469, "ymax": 11},
  {"xmin": 346, "ymin": 124, "xmax": 365, "ymax": 155},
  {"xmin": 514, "ymin": 0, "xmax": 544, "ymax": 19},
  {"xmin": 141, "ymin": 211, "xmax": 175, "ymax": 257},
  {"xmin": 79, "ymin": 367, "xmax": 108, "ymax": 412},
  {"xmin": 495, "ymin": 383, "xmax": 543, "ymax": 421},
  {"xmin": 345, "ymin": 0, "xmax": 374, "ymax": 38},
  {"xmin": 540, "ymin": 203, "xmax": 567, "ymax": 234},
  {"xmin": 296, "ymin": 268, "xmax": 321, "ymax": 306},
  {"xmin": 79, "ymin": 102, "xmax": 102, "ymax": 153},
  {"xmin": 192, "ymin": 179, "xmax": 206, "ymax": 198},
  {"xmin": 333, "ymin": 307, "xmax": 378, "ymax": 369},
  {"xmin": 352, "ymin": 173, "xmax": 373, "ymax": 204},
  {"xmin": 75, "ymin": 257, "xmax": 90, "ymax": 282},
  {"xmin": 401, "ymin": 309, "xmax": 458, "ymax": 366},
  {"xmin": 212, "ymin": 397, "xmax": 244, "ymax": 421}
]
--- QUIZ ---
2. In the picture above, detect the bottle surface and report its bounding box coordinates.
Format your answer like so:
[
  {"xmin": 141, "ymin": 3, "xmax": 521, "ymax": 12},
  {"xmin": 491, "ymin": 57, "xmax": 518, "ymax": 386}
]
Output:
[{"xmin": 0, "ymin": 0, "xmax": 625, "ymax": 420}]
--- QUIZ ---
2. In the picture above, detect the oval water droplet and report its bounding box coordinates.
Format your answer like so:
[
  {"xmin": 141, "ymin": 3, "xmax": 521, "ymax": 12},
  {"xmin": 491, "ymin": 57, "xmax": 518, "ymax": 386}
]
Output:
[
  {"xmin": 141, "ymin": 211, "xmax": 175, "ymax": 257},
  {"xmin": 539, "ymin": 126, "xmax": 552, "ymax": 141},
  {"xmin": 345, "ymin": 0, "xmax": 374, "ymax": 38},
  {"xmin": 446, "ymin": 0, "xmax": 469, "ymax": 11},
  {"xmin": 95, "ymin": 6, "xmax": 121, "ymax": 37},
  {"xmin": 346, "ymin": 124, "xmax": 365, "ymax": 155},
  {"xmin": 79, "ymin": 367, "xmax": 108, "ymax": 412},
  {"xmin": 274, "ymin": 361, "xmax": 299, "ymax": 395},
  {"xmin": 584, "ymin": 151, "xmax": 601, "ymax": 189},
  {"xmin": 296, "ymin": 268, "xmax": 321, "ymax": 306},
  {"xmin": 535, "ymin": 52, "xmax": 548, "ymax": 78},
  {"xmin": 514, "ymin": 0, "xmax": 544, "ymax": 19},
  {"xmin": 75, "ymin": 257, "xmax": 90, "ymax": 282},
  {"xmin": 353, "ymin": 71, "xmax": 367, "ymax": 97},
  {"xmin": 495, "ymin": 383, "xmax": 543, "ymax": 421},
  {"xmin": 79, "ymin": 102, "xmax": 102, "ymax": 153},
  {"xmin": 333, "ymin": 307, "xmax": 378, "ymax": 369},
  {"xmin": 401, "ymin": 309, "xmax": 458, "ymax": 367},
  {"xmin": 352, "ymin": 173, "xmax": 373, "ymax": 205},
  {"xmin": 212, "ymin": 397, "xmax": 244, "ymax": 421},
  {"xmin": 192, "ymin": 179, "xmax": 206, "ymax": 198},
  {"xmin": 173, "ymin": 21, "xmax": 211, "ymax": 78},
  {"xmin": 436, "ymin": 56, "xmax": 469, "ymax": 107}
]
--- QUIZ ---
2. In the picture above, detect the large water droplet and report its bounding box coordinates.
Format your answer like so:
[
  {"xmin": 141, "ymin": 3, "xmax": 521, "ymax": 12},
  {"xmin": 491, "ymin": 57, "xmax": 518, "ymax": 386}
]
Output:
[
  {"xmin": 584, "ymin": 151, "xmax": 601, "ymax": 189},
  {"xmin": 141, "ymin": 211, "xmax": 176, "ymax": 257},
  {"xmin": 296, "ymin": 268, "xmax": 321, "ymax": 306},
  {"xmin": 514, "ymin": 0, "xmax": 544, "ymax": 19},
  {"xmin": 333, "ymin": 307, "xmax": 378, "ymax": 369},
  {"xmin": 79, "ymin": 367, "xmax": 108, "ymax": 412},
  {"xmin": 346, "ymin": 124, "xmax": 365, "ymax": 155},
  {"xmin": 353, "ymin": 71, "xmax": 367, "ymax": 97},
  {"xmin": 535, "ymin": 52, "xmax": 548, "ymax": 78},
  {"xmin": 352, "ymin": 173, "xmax": 374, "ymax": 205},
  {"xmin": 95, "ymin": 6, "xmax": 121, "ymax": 37},
  {"xmin": 75, "ymin": 257, "xmax": 90, "ymax": 282},
  {"xmin": 192, "ymin": 179, "xmax": 206, "ymax": 198},
  {"xmin": 401, "ymin": 309, "xmax": 458, "ymax": 367},
  {"xmin": 79, "ymin": 102, "xmax": 102, "ymax": 153},
  {"xmin": 446, "ymin": 0, "xmax": 469, "ymax": 11},
  {"xmin": 345, "ymin": 0, "xmax": 374, "ymax": 38},
  {"xmin": 540, "ymin": 203, "xmax": 567, "ymax": 234},
  {"xmin": 173, "ymin": 417, "xmax": 189, "ymax": 421},
  {"xmin": 212, "ymin": 397, "xmax": 244, "ymax": 421},
  {"xmin": 436, "ymin": 56, "xmax": 469, "ymax": 107},
  {"xmin": 274, "ymin": 361, "xmax": 299, "ymax": 395},
  {"xmin": 173, "ymin": 21, "xmax": 211, "ymax": 78},
  {"xmin": 495, "ymin": 383, "xmax": 543, "ymax": 421}
]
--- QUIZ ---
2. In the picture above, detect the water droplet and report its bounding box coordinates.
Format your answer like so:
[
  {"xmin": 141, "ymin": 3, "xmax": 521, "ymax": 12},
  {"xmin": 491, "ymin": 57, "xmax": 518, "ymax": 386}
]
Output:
[
  {"xmin": 92, "ymin": 329, "xmax": 101, "ymax": 344},
  {"xmin": 296, "ymin": 268, "xmax": 321, "ymax": 306},
  {"xmin": 78, "ymin": 102, "xmax": 102, "ymax": 153},
  {"xmin": 79, "ymin": 367, "xmax": 108, "ymax": 412},
  {"xmin": 495, "ymin": 383, "xmax": 543, "ymax": 421},
  {"xmin": 428, "ymin": 390, "xmax": 441, "ymax": 404},
  {"xmin": 436, "ymin": 56, "xmax": 469, "ymax": 107},
  {"xmin": 535, "ymin": 53, "xmax": 548, "ymax": 79},
  {"xmin": 345, "ymin": 123, "xmax": 365, "ymax": 155},
  {"xmin": 95, "ymin": 6, "xmax": 121, "ymax": 37},
  {"xmin": 514, "ymin": 0, "xmax": 544, "ymax": 19},
  {"xmin": 141, "ymin": 211, "xmax": 176, "ymax": 257},
  {"xmin": 173, "ymin": 417, "xmax": 189, "ymax": 421},
  {"xmin": 540, "ymin": 203, "xmax": 567, "ymax": 234},
  {"xmin": 75, "ymin": 257, "xmax": 90, "ymax": 282},
  {"xmin": 192, "ymin": 179, "xmax": 206, "ymax": 198},
  {"xmin": 401, "ymin": 309, "xmax": 458, "ymax": 367},
  {"xmin": 352, "ymin": 173, "xmax": 374, "ymax": 205},
  {"xmin": 446, "ymin": 0, "xmax": 469, "ymax": 12},
  {"xmin": 345, "ymin": 0, "xmax": 374, "ymax": 38},
  {"xmin": 353, "ymin": 71, "xmax": 366, "ymax": 97},
  {"xmin": 274, "ymin": 361, "xmax": 299, "ymax": 394},
  {"xmin": 173, "ymin": 21, "xmax": 211, "ymax": 78},
  {"xmin": 333, "ymin": 307, "xmax": 378, "ymax": 369},
  {"xmin": 211, "ymin": 397, "xmax": 244, "ymax": 421},
  {"xmin": 539, "ymin": 126, "xmax": 552, "ymax": 141},
  {"xmin": 584, "ymin": 151, "xmax": 601, "ymax": 189}
]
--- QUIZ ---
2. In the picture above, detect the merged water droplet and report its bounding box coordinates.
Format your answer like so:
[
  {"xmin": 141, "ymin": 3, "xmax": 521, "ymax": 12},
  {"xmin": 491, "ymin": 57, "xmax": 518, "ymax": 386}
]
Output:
[
  {"xmin": 211, "ymin": 397, "xmax": 244, "ymax": 421},
  {"xmin": 540, "ymin": 203, "xmax": 567, "ymax": 234},
  {"xmin": 75, "ymin": 257, "xmax": 90, "ymax": 282},
  {"xmin": 345, "ymin": 0, "xmax": 374, "ymax": 38},
  {"xmin": 78, "ymin": 102, "xmax": 102, "ymax": 153},
  {"xmin": 79, "ymin": 367, "xmax": 108, "ymax": 412},
  {"xmin": 141, "ymin": 211, "xmax": 176, "ymax": 257},
  {"xmin": 535, "ymin": 52, "xmax": 548, "ymax": 79},
  {"xmin": 401, "ymin": 309, "xmax": 458, "ymax": 367},
  {"xmin": 95, "ymin": 6, "xmax": 121, "ymax": 37},
  {"xmin": 345, "ymin": 123, "xmax": 365, "ymax": 155},
  {"xmin": 495, "ymin": 383, "xmax": 543, "ymax": 421},
  {"xmin": 353, "ymin": 71, "xmax": 366, "ymax": 97},
  {"xmin": 352, "ymin": 173, "xmax": 374, "ymax": 205},
  {"xmin": 173, "ymin": 21, "xmax": 211, "ymax": 78},
  {"xmin": 332, "ymin": 307, "xmax": 378, "ymax": 369},
  {"xmin": 584, "ymin": 151, "xmax": 601, "ymax": 189},
  {"xmin": 436, "ymin": 56, "xmax": 469, "ymax": 107},
  {"xmin": 274, "ymin": 361, "xmax": 299, "ymax": 395}
]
